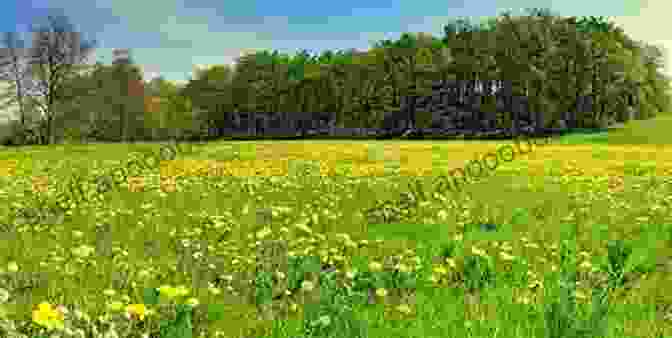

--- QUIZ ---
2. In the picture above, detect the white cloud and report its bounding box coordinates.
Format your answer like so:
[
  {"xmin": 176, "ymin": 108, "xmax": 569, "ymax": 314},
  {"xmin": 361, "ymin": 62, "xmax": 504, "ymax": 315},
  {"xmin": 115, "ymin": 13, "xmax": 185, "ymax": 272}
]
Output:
[{"xmin": 611, "ymin": 0, "xmax": 672, "ymax": 77}]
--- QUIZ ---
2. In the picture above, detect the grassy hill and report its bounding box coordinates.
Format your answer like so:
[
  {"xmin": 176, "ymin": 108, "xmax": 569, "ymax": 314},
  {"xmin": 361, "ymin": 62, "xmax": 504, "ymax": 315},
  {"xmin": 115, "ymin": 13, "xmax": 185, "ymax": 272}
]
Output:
[{"xmin": 555, "ymin": 114, "xmax": 672, "ymax": 145}]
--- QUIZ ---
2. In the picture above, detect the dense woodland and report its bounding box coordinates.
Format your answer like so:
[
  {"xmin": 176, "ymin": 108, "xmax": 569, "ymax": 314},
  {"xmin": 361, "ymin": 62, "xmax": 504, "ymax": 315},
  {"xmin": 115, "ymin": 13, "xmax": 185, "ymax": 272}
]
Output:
[{"xmin": 1, "ymin": 8, "xmax": 671, "ymax": 144}]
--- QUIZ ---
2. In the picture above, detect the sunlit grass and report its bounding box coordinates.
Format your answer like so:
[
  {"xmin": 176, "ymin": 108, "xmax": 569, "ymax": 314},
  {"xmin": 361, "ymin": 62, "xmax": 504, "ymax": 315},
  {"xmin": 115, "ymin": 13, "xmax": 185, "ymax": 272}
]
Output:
[{"xmin": 0, "ymin": 117, "xmax": 671, "ymax": 337}]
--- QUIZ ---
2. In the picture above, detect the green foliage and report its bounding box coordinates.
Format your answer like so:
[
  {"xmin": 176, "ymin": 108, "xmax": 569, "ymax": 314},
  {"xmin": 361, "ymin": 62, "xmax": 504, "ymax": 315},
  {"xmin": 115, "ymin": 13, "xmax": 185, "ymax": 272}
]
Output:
[
  {"xmin": 2, "ymin": 7, "xmax": 671, "ymax": 144},
  {"xmin": 462, "ymin": 255, "xmax": 496, "ymax": 292},
  {"xmin": 414, "ymin": 110, "xmax": 433, "ymax": 129},
  {"xmin": 156, "ymin": 304, "xmax": 193, "ymax": 338}
]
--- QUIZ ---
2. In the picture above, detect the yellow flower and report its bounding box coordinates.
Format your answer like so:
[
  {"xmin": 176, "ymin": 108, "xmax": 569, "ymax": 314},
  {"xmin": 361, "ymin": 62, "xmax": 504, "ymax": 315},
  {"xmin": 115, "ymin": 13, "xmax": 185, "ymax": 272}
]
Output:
[
  {"xmin": 396, "ymin": 304, "xmax": 412, "ymax": 314},
  {"xmin": 7, "ymin": 261, "xmax": 18, "ymax": 272},
  {"xmin": 0, "ymin": 288, "xmax": 9, "ymax": 303},
  {"xmin": 158, "ymin": 285, "xmax": 179, "ymax": 299},
  {"xmin": 471, "ymin": 247, "xmax": 487, "ymax": 257},
  {"xmin": 32, "ymin": 302, "xmax": 65, "ymax": 331},
  {"xmin": 175, "ymin": 285, "xmax": 190, "ymax": 297},
  {"xmin": 524, "ymin": 242, "xmax": 539, "ymax": 249},
  {"xmin": 72, "ymin": 245, "xmax": 96, "ymax": 258},
  {"xmin": 396, "ymin": 264, "xmax": 410, "ymax": 273},
  {"xmin": 499, "ymin": 252, "xmax": 515, "ymax": 261},
  {"xmin": 579, "ymin": 261, "xmax": 592, "ymax": 270},
  {"xmin": 301, "ymin": 280, "xmax": 315, "ymax": 292},
  {"xmin": 185, "ymin": 298, "xmax": 199, "ymax": 307},
  {"xmin": 375, "ymin": 288, "xmax": 387, "ymax": 297},
  {"xmin": 433, "ymin": 266, "xmax": 448, "ymax": 275},
  {"xmin": 368, "ymin": 261, "xmax": 383, "ymax": 272},
  {"xmin": 126, "ymin": 304, "xmax": 147, "ymax": 321}
]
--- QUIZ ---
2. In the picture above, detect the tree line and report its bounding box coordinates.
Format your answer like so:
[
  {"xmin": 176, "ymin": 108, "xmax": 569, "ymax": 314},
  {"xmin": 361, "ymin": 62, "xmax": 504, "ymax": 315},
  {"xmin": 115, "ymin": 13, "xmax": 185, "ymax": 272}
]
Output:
[{"xmin": 1, "ymin": 8, "xmax": 671, "ymax": 145}]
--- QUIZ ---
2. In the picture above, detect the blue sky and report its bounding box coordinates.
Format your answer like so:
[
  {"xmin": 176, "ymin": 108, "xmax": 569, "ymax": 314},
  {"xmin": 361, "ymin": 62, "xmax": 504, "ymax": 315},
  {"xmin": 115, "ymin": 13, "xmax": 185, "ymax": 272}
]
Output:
[{"xmin": 1, "ymin": 0, "xmax": 668, "ymax": 84}]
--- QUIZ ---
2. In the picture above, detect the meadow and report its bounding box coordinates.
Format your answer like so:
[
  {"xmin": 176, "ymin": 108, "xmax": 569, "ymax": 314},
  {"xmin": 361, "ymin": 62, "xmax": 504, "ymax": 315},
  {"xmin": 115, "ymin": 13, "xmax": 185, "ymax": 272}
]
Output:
[{"xmin": 0, "ymin": 116, "xmax": 671, "ymax": 338}]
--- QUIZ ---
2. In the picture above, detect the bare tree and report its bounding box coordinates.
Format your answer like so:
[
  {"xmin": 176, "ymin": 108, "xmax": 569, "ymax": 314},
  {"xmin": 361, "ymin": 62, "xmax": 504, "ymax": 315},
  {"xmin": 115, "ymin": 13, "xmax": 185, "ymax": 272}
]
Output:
[
  {"xmin": 26, "ymin": 13, "xmax": 96, "ymax": 144},
  {"xmin": 0, "ymin": 32, "xmax": 31, "ymax": 126}
]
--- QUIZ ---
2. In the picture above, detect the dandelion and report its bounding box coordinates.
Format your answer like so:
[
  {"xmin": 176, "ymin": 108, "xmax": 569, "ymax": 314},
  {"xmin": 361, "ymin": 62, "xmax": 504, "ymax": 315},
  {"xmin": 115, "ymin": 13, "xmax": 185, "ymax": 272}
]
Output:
[
  {"xmin": 103, "ymin": 289, "xmax": 116, "ymax": 297},
  {"xmin": 301, "ymin": 280, "xmax": 315, "ymax": 292},
  {"xmin": 219, "ymin": 274, "xmax": 234, "ymax": 282},
  {"xmin": 335, "ymin": 233, "xmax": 351, "ymax": 242},
  {"xmin": 368, "ymin": 261, "xmax": 383, "ymax": 272},
  {"xmin": 0, "ymin": 288, "xmax": 9, "ymax": 303},
  {"xmin": 186, "ymin": 298, "xmax": 199, "ymax": 307},
  {"xmin": 32, "ymin": 302, "xmax": 65, "ymax": 331},
  {"xmin": 396, "ymin": 263, "xmax": 410, "ymax": 273},
  {"xmin": 256, "ymin": 227, "xmax": 272, "ymax": 239},
  {"xmin": 7, "ymin": 261, "xmax": 18, "ymax": 272},
  {"xmin": 158, "ymin": 285, "xmax": 179, "ymax": 299},
  {"xmin": 375, "ymin": 288, "xmax": 388, "ymax": 297},
  {"xmin": 574, "ymin": 290, "xmax": 588, "ymax": 301},
  {"xmin": 471, "ymin": 247, "xmax": 487, "ymax": 257},
  {"xmin": 175, "ymin": 285, "xmax": 190, "ymax": 297},
  {"xmin": 125, "ymin": 304, "xmax": 147, "ymax": 321},
  {"xmin": 499, "ymin": 252, "xmax": 516, "ymax": 261},
  {"xmin": 433, "ymin": 266, "xmax": 448, "ymax": 275},
  {"xmin": 396, "ymin": 304, "xmax": 412, "ymax": 315},
  {"xmin": 579, "ymin": 260, "xmax": 592, "ymax": 270},
  {"xmin": 524, "ymin": 242, "xmax": 539, "ymax": 249},
  {"xmin": 137, "ymin": 269, "xmax": 152, "ymax": 279}
]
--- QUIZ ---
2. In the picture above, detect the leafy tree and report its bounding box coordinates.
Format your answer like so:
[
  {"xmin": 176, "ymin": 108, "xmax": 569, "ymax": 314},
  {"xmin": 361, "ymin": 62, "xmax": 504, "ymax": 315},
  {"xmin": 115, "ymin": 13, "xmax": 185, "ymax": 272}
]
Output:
[
  {"xmin": 143, "ymin": 76, "xmax": 194, "ymax": 140},
  {"xmin": 182, "ymin": 64, "xmax": 237, "ymax": 138}
]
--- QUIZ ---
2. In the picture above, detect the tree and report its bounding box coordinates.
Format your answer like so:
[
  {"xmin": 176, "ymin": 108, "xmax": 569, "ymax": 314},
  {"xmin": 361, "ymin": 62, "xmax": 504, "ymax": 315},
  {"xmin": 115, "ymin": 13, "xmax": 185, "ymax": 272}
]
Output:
[
  {"xmin": 183, "ymin": 64, "xmax": 238, "ymax": 138},
  {"xmin": 143, "ymin": 76, "xmax": 194, "ymax": 140},
  {"xmin": 0, "ymin": 32, "xmax": 32, "ymax": 127},
  {"xmin": 108, "ymin": 48, "xmax": 145, "ymax": 142},
  {"xmin": 374, "ymin": 32, "xmax": 442, "ymax": 131},
  {"xmin": 25, "ymin": 12, "xmax": 96, "ymax": 144}
]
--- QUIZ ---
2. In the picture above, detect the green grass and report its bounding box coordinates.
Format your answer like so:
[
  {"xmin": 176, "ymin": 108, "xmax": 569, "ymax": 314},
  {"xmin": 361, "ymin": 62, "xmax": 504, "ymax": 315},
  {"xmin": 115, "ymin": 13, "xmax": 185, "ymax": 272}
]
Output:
[
  {"xmin": 554, "ymin": 115, "xmax": 672, "ymax": 146},
  {"xmin": 0, "ymin": 115, "xmax": 671, "ymax": 338}
]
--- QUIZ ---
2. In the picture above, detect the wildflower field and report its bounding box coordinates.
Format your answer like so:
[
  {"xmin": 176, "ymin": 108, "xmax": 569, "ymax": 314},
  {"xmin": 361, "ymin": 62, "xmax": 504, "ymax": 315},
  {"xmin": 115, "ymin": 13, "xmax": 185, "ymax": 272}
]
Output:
[{"xmin": 0, "ymin": 116, "xmax": 672, "ymax": 338}]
